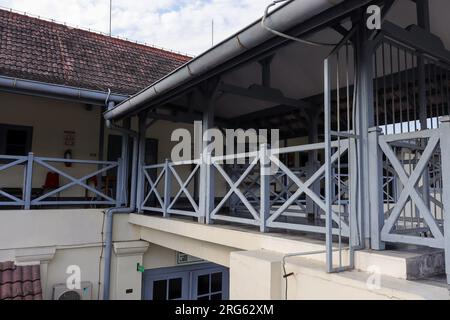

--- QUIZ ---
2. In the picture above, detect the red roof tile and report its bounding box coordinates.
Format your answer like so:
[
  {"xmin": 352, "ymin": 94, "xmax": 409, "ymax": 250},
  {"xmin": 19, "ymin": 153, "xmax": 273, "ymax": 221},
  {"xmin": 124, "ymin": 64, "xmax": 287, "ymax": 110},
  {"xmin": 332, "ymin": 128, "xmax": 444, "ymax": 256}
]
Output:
[
  {"xmin": 0, "ymin": 9, "xmax": 191, "ymax": 95},
  {"xmin": 0, "ymin": 261, "xmax": 42, "ymax": 300}
]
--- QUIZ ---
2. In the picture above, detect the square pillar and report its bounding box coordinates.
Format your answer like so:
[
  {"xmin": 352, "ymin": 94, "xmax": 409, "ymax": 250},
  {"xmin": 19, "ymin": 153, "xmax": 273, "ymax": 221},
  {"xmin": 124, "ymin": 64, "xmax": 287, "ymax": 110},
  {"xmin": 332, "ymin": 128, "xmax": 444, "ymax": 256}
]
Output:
[
  {"xmin": 368, "ymin": 127, "xmax": 385, "ymax": 250},
  {"xmin": 230, "ymin": 250, "xmax": 282, "ymax": 300},
  {"xmin": 439, "ymin": 116, "xmax": 450, "ymax": 285},
  {"xmin": 111, "ymin": 240, "xmax": 149, "ymax": 300}
]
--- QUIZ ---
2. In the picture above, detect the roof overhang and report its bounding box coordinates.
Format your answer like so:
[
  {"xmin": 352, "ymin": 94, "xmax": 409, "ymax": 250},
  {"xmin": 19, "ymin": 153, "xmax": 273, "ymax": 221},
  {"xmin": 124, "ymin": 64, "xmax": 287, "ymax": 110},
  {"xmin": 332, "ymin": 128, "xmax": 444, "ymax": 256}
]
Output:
[{"xmin": 104, "ymin": 0, "xmax": 376, "ymax": 121}]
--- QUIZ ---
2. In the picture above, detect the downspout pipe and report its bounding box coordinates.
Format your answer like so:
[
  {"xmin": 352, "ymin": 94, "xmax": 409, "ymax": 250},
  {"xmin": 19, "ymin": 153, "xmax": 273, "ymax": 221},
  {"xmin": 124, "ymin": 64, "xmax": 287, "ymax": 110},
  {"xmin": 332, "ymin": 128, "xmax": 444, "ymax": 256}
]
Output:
[
  {"xmin": 102, "ymin": 134, "xmax": 138, "ymax": 300},
  {"xmin": 102, "ymin": 101, "xmax": 139, "ymax": 300}
]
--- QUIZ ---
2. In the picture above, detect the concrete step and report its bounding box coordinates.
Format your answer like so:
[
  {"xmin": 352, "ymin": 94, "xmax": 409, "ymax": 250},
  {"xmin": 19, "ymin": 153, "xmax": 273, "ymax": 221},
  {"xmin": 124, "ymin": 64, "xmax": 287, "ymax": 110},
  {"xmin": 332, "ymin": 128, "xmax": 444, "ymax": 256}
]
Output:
[
  {"xmin": 230, "ymin": 249, "xmax": 450, "ymax": 300},
  {"xmin": 355, "ymin": 248, "xmax": 445, "ymax": 280},
  {"xmin": 285, "ymin": 255, "xmax": 449, "ymax": 300}
]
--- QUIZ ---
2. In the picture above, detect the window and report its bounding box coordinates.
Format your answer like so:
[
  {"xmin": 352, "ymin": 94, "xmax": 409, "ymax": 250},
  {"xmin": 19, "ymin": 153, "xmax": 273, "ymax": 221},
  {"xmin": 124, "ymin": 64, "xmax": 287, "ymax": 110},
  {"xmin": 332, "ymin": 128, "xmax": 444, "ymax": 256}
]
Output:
[
  {"xmin": 143, "ymin": 264, "xmax": 229, "ymax": 301},
  {"xmin": 0, "ymin": 124, "xmax": 33, "ymax": 156},
  {"xmin": 151, "ymin": 278, "xmax": 183, "ymax": 300},
  {"xmin": 194, "ymin": 271, "xmax": 226, "ymax": 300}
]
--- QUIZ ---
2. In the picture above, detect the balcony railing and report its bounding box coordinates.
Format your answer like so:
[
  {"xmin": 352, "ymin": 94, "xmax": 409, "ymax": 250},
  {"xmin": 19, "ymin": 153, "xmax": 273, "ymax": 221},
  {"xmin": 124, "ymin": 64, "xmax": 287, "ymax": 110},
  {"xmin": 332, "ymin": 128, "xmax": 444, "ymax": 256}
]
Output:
[
  {"xmin": 138, "ymin": 140, "xmax": 352, "ymax": 236},
  {"xmin": 0, "ymin": 153, "xmax": 123, "ymax": 209}
]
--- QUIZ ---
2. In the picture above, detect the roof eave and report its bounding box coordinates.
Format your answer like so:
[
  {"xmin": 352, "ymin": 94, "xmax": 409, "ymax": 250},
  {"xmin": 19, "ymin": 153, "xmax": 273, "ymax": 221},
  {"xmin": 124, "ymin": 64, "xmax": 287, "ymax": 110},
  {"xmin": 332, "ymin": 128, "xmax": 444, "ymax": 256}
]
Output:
[{"xmin": 104, "ymin": 0, "xmax": 373, "ymax": 121}]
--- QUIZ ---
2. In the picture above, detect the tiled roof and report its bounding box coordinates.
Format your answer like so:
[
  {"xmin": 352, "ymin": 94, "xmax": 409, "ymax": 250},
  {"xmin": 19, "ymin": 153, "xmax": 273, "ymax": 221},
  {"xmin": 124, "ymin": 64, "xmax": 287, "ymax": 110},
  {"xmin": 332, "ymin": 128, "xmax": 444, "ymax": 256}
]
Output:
[
  {"xmin": 0, "ymin": 8, "xmax": 191, "ymax": 95},
  {"xmin": 0, "ymin": 261, "xmax": 42, "ymax": 300}
]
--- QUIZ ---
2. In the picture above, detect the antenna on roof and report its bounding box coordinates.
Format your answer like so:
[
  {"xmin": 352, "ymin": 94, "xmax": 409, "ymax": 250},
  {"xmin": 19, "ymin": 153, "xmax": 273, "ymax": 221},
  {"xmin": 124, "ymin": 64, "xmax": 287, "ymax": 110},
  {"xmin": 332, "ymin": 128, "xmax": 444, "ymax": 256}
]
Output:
[
  {"xmin": 211, "ymin": 19, "xmax": 214, "ymax": 47},
  {"xmin": 109, "ymin": 0, "xmax": 112, "ymax": 36}
]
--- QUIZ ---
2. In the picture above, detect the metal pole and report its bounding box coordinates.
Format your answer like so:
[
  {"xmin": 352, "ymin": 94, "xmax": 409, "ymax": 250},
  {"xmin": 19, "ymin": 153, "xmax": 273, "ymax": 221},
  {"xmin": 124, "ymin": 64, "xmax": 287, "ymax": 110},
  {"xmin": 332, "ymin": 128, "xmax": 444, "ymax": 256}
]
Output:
[
  {"xmin": 163, "ymin": 159, "xmax": 172, "ymax": 218},
  {"xmin": 307, "ymin": 109, "xmax": 319, "ymax": 219},
  {"xmin": 199, "ymin": 92, "xmax": 215, "ymax": 224},
  {"xmin": 356, "ymin": 25, "xmax": 374, "ymax": 248},
  {"xmin": 24, "ymin": 152, "xmax": 34, "ymax": 210},
  {"xmin": 136, "ymin": 112, "xmax": 147, "ymax": 213},
  {"xmin": 260, "ymin": 144, "xmax": 270, "ymax": 232},
  {"xmin": 417, "ymin": 0, "xmax": 432, "ymax": 210},
  {"xmin": 115, "ymin": 158, "xmax": 122, "ymax": 207},
  {"xmin": 120, "ymin": 118, "xmax": 131, "ymax": 205},
  {"xmin": 205, "ymin": 152, "xmax": 213, "ymax": 224},
  {"xmin": 109, "ymin": 0, "xmax": 112, "ymax": 36},
  {"xmin": 439, "ymin": 116, "xmax": 450, "ymax": 286},
  {"xmin": 324, "ymin": 57, "xmax": 333, "ymax": 272},
  {"xmin": 368, "ymin": 127, "xmax": 385, "ymax": 250}
]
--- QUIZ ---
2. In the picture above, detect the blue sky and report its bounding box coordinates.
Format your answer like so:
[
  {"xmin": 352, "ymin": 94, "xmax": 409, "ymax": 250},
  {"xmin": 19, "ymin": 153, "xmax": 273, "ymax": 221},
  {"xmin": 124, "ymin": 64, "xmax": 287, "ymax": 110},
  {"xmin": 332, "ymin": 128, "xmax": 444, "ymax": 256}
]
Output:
[{"xmin": 0, "ymin": 0, "xmax": 275, "ymax": 56}]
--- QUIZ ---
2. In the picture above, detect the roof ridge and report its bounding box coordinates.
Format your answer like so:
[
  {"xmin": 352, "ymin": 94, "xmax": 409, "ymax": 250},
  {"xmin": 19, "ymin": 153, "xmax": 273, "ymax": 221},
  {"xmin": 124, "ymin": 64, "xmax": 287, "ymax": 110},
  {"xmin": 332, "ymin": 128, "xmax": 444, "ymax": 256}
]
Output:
[{"xmin": 0, "ymin": 6, "xmax": 193, "ymax": 59}]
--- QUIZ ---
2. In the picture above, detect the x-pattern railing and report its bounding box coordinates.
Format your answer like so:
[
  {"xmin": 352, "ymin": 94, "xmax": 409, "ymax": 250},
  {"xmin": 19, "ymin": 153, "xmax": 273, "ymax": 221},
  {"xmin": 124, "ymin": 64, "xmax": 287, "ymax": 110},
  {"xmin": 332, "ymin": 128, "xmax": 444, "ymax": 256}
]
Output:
[
  {"xmin": 167, "ymin": 160, "xmax": 201, "ymax": 217},
  {"xmin": 141, "ymin": 159, "xmax": 202, "ymax": 218},
  {"xmin": 141, "ymin": 163, "xmax": 166, "ymax": 213},
  {"xmin": 378, "ymin": 129, "xmax": 445, "ymax": 248},
  {"xmin": 31, "ymin": 157, "xmax": 120, "ymax": 206},
  {"xmin": 0, "ymin": 155, "xmax": 28, "ymax": 206},
  {"xmin": 0, "ymin": 153, "xmax": 122, "ymax": 208},
  {"xmin": 139, "ymin": 142, "xmax": 352, "ymax": 236},
  {"xmin": 332, "ymin": 170, "xmax": 349, "ymax": 204},
  {"xmin": 267, "ymin": 142, "xmax": 350, "ymax": 235},
  {"xmin": 209, "ymin": 152, "xmax": 261, "ymax": 226},
  {"xmin": 271, "ymin": 169, "xmax": 308, "ymax": 210}
]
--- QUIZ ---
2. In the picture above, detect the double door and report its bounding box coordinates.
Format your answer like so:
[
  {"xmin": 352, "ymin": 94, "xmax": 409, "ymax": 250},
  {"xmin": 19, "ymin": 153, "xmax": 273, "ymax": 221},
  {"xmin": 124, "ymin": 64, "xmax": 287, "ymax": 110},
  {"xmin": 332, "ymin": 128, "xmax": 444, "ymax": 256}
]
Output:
[{"xmin": 142, "ymin": 263, "xmax": 229, "ymax": 300}]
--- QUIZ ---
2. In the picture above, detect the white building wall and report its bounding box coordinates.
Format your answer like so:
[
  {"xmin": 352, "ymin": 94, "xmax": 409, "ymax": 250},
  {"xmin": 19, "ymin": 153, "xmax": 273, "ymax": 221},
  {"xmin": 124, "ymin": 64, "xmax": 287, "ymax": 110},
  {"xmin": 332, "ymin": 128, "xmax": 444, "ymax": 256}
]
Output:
[
  {"xmin": 0, "ymin": 209, "xmax": 178, "ymax": 300},
  {"xmin": 0, "ymin": 92, "xmax": 101, "ymax": 196}
]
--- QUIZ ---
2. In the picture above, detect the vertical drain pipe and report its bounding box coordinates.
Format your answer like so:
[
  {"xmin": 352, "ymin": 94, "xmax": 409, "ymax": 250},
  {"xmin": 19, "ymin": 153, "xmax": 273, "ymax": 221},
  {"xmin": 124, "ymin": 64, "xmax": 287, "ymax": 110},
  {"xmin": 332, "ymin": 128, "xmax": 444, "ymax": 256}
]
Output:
[
  {"xmin": 102, "ymin": 135, "xmax": 138, "ymax": 300},
  {"xmin": 102, "ymin": 100, "xmax": 139, "ymax": 300}
]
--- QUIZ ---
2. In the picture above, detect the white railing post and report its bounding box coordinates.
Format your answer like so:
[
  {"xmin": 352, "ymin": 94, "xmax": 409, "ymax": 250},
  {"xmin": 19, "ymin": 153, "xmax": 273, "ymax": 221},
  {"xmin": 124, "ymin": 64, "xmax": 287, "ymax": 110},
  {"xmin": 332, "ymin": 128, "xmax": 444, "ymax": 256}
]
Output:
[
  {"xmin": 368, "ymin": 127, "xmax": 385, "ymax": 250},
  {"xmin": 23, "ymin": 152, "xmax": 34, "ymax": 210},
  {"xmin": 439, "ymin": 116, "xmax": 450, "ymax": 285},
  {"xmin": 115, "ymin": 158, "xmax": 123, "ymax": 206},
  {"xmin": 260, "ymin": 144, "xmax": 270, "ymax": 233},
  {"xmin": 204, "ymin": 152, "xmax": 214, "ymax": 224},
  {"xmin": 136, "ymin": 114, "xmax": 147, "ymax": 213},
  {"xmin": 199, "ymin": 152, "xmax": 206, "ymax": 223},
  {"xmin": 163, "ymin": 159, "xmax": 172, "ymax": 218}
]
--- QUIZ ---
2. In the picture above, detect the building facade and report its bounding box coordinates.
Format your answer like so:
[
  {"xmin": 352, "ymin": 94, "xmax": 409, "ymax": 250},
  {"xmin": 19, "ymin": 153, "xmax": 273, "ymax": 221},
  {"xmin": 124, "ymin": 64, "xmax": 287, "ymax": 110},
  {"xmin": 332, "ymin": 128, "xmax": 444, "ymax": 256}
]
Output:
[{"xmin": 2, "ymin": 0, "xmax": 450, "ymax": 300}]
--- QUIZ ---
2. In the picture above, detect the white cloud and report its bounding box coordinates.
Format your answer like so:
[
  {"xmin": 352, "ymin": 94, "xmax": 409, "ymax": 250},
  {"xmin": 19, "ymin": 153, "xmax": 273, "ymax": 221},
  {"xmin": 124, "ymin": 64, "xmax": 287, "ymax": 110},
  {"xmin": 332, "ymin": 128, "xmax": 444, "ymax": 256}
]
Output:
[{"xmin": 0, "ymin": 0, "xmax": 275, "ymax": 55}]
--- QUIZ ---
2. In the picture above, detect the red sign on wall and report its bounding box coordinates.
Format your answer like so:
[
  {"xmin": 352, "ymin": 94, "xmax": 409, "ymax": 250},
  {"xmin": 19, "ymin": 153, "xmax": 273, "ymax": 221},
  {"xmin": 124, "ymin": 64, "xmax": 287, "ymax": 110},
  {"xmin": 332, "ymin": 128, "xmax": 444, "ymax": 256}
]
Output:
[{"xmin": 64, "ymin": 131, "xmax": 76, "ymax": 146}]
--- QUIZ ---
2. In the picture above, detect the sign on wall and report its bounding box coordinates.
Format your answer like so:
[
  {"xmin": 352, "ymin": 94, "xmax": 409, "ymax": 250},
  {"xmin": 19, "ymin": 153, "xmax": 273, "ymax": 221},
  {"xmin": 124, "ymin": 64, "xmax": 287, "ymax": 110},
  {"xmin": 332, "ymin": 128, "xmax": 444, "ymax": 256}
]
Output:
[
  {"xmin": 176, "ymin": 252, "xmax": 204, "ymax": 265},
  {"xmin": 64, "ymin": 130, "xmax": 76, "ymax": 146}
]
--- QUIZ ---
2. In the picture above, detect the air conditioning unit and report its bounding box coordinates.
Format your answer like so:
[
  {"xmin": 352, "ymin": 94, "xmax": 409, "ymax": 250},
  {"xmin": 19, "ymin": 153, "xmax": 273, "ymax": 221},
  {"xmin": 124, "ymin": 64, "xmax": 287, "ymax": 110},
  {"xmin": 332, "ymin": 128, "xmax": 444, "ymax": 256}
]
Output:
[{"xmin": 52, "ymin": 282, "xmax": 93, "ymax": 300}]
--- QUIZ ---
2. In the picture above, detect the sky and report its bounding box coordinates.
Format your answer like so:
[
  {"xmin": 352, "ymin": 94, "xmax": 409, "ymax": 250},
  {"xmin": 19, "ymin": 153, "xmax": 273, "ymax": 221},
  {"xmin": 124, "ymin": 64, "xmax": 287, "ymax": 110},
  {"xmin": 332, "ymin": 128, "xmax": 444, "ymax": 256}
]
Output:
[{"xmin": 0, "ymin": 0, "xmax": 276, "ymax": 56}]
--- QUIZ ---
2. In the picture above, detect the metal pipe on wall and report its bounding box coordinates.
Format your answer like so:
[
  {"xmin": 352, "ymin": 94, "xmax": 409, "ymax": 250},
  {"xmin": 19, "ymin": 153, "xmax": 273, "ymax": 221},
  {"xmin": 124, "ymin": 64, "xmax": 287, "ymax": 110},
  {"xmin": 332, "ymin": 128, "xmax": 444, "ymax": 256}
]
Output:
[
  {"xmin": 102, "ymin": 102, "xmax": 140, "ymax": 300},
  {"xmin": 102, "ymin": 134, "xmax": 138, "ymax": 300},
  {"xmin": 0, "ymin": 75, "xmax": 128, "ymax": 105}
]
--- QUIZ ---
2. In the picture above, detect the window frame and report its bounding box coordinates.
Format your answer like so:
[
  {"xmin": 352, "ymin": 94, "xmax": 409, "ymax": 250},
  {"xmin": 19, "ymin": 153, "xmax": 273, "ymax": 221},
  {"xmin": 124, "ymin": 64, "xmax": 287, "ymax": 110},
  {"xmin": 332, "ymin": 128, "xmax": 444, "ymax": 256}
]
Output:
[{"xmin": 0, "ymin": 123, "xmax": 33, "ymax": 157}]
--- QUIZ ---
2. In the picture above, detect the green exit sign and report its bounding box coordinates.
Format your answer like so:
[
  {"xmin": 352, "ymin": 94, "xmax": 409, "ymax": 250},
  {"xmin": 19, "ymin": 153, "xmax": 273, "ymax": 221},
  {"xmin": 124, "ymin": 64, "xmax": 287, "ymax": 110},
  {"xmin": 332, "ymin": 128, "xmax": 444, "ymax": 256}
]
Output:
[{"xmin": 136, "ymin": 263, "xmax": 145, "ymax": 273}]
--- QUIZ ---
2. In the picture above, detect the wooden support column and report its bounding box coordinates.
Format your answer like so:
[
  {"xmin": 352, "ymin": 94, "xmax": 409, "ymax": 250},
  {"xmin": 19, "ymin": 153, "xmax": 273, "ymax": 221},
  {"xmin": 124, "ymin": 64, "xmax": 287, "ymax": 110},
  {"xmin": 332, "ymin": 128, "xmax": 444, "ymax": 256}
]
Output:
[
  {"xmin": 355, "ymin": 23, "xmax": 375, "ymax": 248},
  {"xmin": 259, "ymin": 55, "xmax": 274, "ymax": 88},
  {"xmin": 199, "ymin": 80, "xmax": 220, "ymax": 224},
  {"xmin": 136, "ymin": 112, "xmax": 148, "ymax": 213},
  {"xmin": 306, "ymin": 108, "xmax": 320, "ymax": 219},
  {"xmin": 368, "ymin": 127, "xmax": 385, "ymax": 250},
  {"xmin": 120, "ymin": 118, "xmax": 131, "ymax": 206},
  {"xmin": 439, "ymin": 116, "xmax": 450, "ymax": 286},
  {"xmin": 417, "ymin": 0, "xmax": 432, "ymax": 209}
]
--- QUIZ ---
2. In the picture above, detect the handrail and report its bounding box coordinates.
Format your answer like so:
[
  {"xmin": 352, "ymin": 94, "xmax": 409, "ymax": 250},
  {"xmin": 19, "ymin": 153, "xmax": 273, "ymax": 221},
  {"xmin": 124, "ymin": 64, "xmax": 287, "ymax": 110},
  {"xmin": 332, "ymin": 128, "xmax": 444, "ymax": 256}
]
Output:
[
  {"xmin": 0, "ymin": 153, "xmax": 123, "ymax": 208},
  {"xmin": 139, "ymin": 141, "xmax": 351, "ymax": 236}
]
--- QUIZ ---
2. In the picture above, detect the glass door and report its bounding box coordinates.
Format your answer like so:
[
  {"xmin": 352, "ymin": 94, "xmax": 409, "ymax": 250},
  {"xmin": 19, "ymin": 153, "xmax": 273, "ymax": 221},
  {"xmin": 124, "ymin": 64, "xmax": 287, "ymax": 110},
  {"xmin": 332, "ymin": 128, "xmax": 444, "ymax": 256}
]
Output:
[
  {"xmin": 191, "ymin": 267, "xmax": 229, "ymax": 300},
  {"xmin": 142, "ymin": 263, "xmax": 229, "ymax": 300},
  {"xmin": 143, "ymin": 271, "xmax": 189, "ymax": 300}
]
